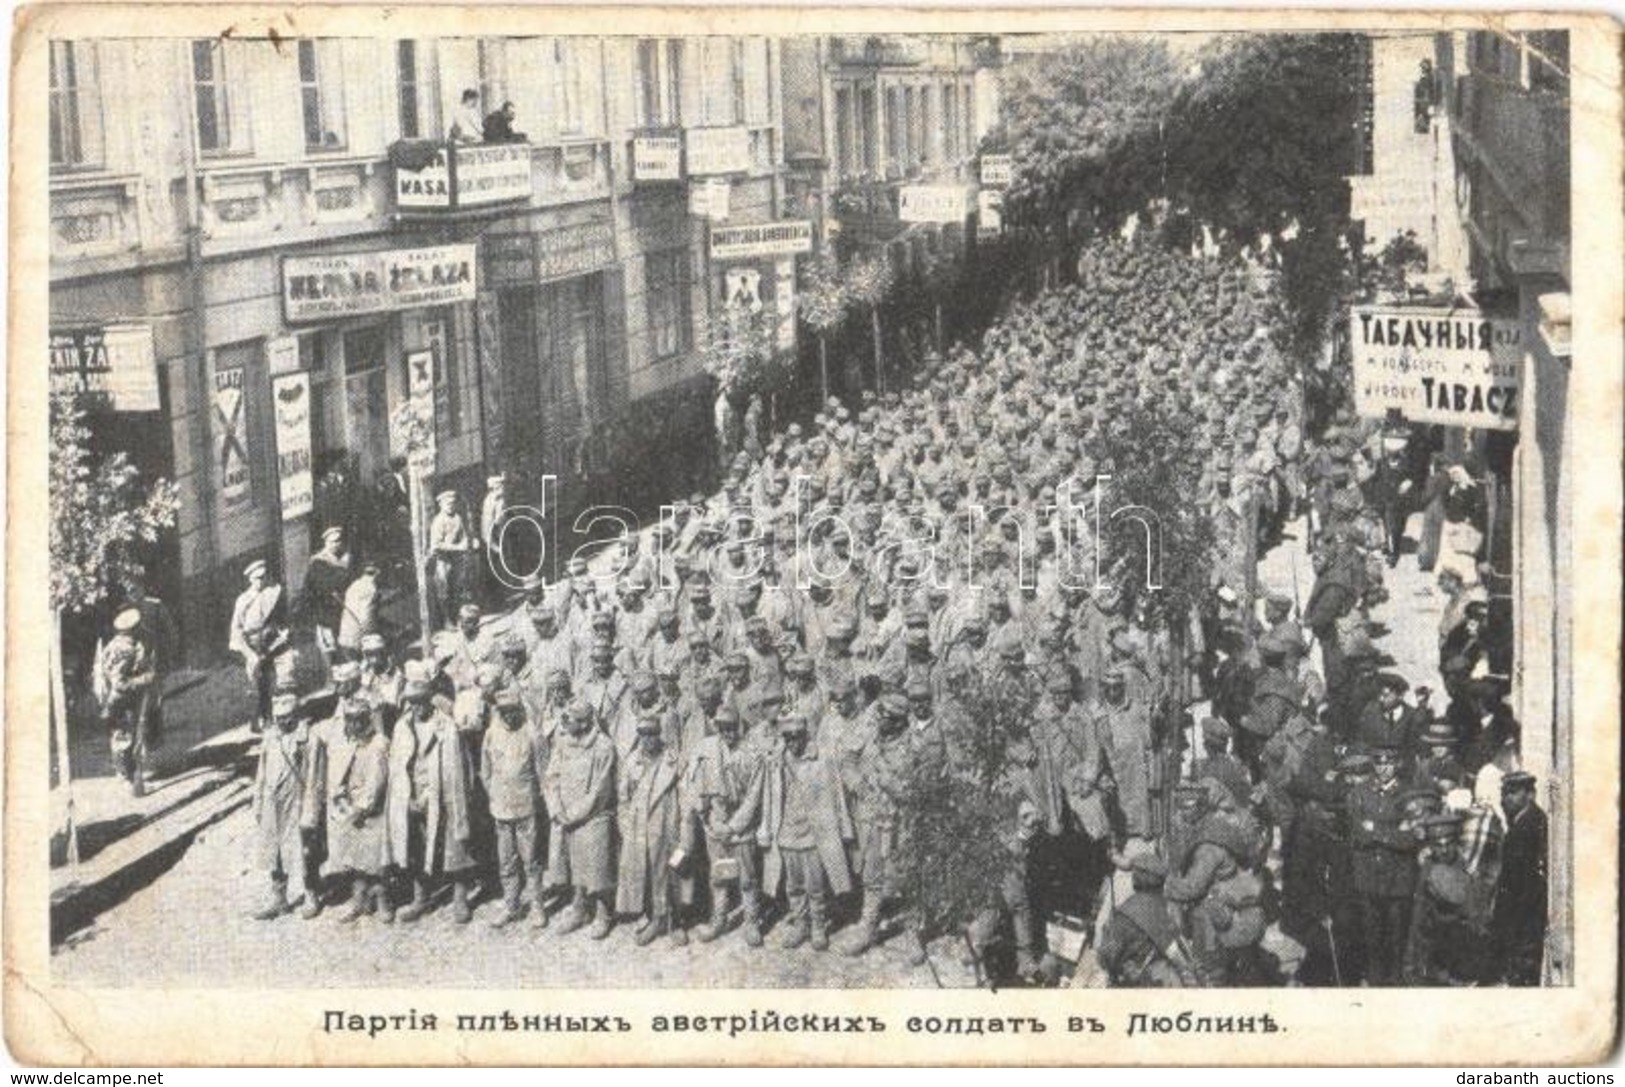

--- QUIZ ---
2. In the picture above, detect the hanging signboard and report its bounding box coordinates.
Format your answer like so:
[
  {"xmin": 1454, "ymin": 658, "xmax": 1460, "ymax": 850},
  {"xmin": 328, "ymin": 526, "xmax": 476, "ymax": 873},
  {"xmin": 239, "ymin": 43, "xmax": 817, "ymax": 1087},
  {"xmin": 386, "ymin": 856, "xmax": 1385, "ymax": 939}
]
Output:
[
  {"xmin": 404, "ymin": 349, "xmax": 438, "ymax": 475},
  {"xmin": 272, "ymin": 372, "xmax": 314, "ymax": 521},
  {"xmin": 980, "ymin": 154, "xmax": 1013, "ymax": 188},
  {"xmin": 977, "ymin": 189, "xmax": 1005, "ymax": 241},
  {"xmin": 1349, "ymin": 306, "xmax": 1521, "ymax": 431},
  {"xmin": 212, "ymin": 365, "xmax": 252, "ymax": 511},
  {"xmin": 395, "ymin": 143, "xmax": 531, "ymax": 209},
  {"xmin": 633, "ymin": 135, "xmax": 683, "ymax": 182},
  {"xmin": 724, "ymin": 268, "xmax": 763, "ymax": 311},
  {"xmin": 283, "ymin": 245, "xmax": 477, "ymax": 322},
  {"xmin": 774, "ymin": 258, "xmax": 797, "ymax": 352},
  {"xmin": 685, "ymin": 126, "xmax": 751, "ymax": 176},
  {"xmin": 710, "ymin": 220, "xmax": 814, "ymax": 260},
  {"xmin": 899, "ymin": 184, "xmax": 971, "ymax": 224},
  {"xmin": 48, "ymin": 324, "xmax": 160, "ymax": 411},
  {"xmin": 689, "ymin": 177, "xmax": 732, "ymax": 221}
]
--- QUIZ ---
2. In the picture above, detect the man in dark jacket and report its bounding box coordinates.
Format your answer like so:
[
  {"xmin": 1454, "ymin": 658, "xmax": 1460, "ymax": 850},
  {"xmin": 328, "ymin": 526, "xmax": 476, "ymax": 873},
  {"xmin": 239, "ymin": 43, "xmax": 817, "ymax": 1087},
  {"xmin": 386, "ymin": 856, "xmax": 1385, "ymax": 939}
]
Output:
[
  {"xmin": 1492, "ymin": 771, "xmax": 1548, "ymax": 985},
  {"xmin": 1096, "ymin": 853, "xmax": 1192, "ymax": 987},
  {"xmin": 1346, "ymin": 744, "xmax": 1417, "ymax": 985}
]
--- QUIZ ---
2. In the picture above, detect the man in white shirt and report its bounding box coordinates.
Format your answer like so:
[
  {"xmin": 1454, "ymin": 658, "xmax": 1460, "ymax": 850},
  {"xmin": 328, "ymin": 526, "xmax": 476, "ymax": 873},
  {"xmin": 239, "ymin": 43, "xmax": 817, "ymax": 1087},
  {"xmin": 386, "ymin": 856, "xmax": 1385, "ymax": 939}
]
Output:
[{"xmin": 449, "ymin": 89, "xmax": 483, "ymax": 144}]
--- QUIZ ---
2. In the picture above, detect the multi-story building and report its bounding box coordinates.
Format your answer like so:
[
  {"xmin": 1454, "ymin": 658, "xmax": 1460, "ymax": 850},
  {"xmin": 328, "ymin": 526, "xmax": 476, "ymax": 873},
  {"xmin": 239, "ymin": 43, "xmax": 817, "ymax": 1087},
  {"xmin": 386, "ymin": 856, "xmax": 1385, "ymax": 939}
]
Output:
[
  {"xmin": 1432, "ymin": 27, "xmax": 1571, "ymax": 983},
  {"xmin": 780, "ymin": 34, "xmax": 1000, "ymax": 258},
  {"xmin": 48, "ymin": 35, "xmax": 795, "ymax": 661}
]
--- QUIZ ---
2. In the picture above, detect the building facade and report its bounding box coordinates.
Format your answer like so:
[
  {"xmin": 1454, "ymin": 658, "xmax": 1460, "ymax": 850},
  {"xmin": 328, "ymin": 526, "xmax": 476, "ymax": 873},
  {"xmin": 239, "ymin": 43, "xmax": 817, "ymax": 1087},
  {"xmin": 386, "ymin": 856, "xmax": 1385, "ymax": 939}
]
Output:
[
  {"xmin": 1432, "ymin": 27, "xmax": 1572, "ymax": 983},
  {"xmin": 780, "ymin": 35, "xmax": 1000, "ymax": 256},
  {"xmin": 48, "ymin": 35, "xmax": 793, "ymax": 662}
]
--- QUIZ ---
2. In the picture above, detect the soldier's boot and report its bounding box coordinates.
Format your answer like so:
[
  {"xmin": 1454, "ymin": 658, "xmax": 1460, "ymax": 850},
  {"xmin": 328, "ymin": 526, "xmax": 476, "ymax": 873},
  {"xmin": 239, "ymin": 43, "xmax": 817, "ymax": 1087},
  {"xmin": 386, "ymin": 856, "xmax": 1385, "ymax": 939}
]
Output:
[
  {"xmin": 375, "ymin": 882, "xmax": 396, "ymax": 924},
  {"xmin": 397, "ymin": 879, "xmax": 431, "ymax": 923},
  {"xmin": 669, "ymin": 915, "xmax": 689, "ymax": 948},
  {"xmin": 843, "ymin": 896, "xmax": 884, "ymax": 957},
  {"xmin": 588, "ymin": 896, "xmax": 615, "ymax": 941},
  {"xmin": 452, "ymin": 879, "xmax": 473, "ymax": 924},
  {"xmin": 741, "ymin": 891, "xmax": 765, "ymax": 949},
  {"xmin": 697, "ymin": 886, "xmax": 733, "ymax": 943},
  {"xmin": 530, "ymin": 893, "xmax": 549, "ymax": 930},
  {"xmin": 633, "ymin": 914, "xmax": 666, "ymax": 947},
  {"xmin": 555, "ymin": 892, "xmax": 591, "ymax": 936},
  {"xmin": 809, "ymin": 896, "xmax": 830, "ymax": 952},
  {"xmin": 338, "ymin": 877, "xmax": 372, "ymax": 924},
  {"xmin": 902, "ymin": 915, "xmax": 929, "ymax": 967},
  {"xmin": 252, "ymin": 879, "xmax": 291, "ymax": 921},
  {"xmin": 1012, "ymin": 903, "xmax": 1040, "ymax": 979},
  {"xmin": 299, "ymin": 885, "xmax": 324, "ymax": 921},
  {"xmin": 779, "ymin": 900, "xmax": 810, "ymax": 950}
]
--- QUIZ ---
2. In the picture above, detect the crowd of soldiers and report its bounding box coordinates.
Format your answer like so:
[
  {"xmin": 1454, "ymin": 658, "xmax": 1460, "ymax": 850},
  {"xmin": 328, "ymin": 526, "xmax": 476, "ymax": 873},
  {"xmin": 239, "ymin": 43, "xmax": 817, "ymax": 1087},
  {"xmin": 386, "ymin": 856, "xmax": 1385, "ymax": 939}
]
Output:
[{"xmin": 108, "ymin": 233, "xmax": 1544, "ymax": 988}]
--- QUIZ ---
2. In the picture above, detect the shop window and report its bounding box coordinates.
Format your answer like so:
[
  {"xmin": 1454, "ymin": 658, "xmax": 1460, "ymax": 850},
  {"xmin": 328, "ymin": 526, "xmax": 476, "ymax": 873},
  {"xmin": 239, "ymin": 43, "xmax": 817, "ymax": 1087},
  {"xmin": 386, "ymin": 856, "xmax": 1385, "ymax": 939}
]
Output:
[
  {"xmin": 49, "ymin": 41, "xmax": 103, "ymax": 170},
  {"xmin": 646, "ymin": 249, "xmax": 692, "ymax": 360},
  {"xmin": 942, "ymin": 84, "xmax": 957, "ymax": 161},
  {"xmin": 423, "ymin": 308, "xmax": 465, "ymax": 436},
  {"xmin": 857, "ymin": 86, "xmax": 877, "ymax": 174},
  {"xmin": 885, "ymin": 87, "xmax": 902, "ymax": 176},
  {"xmin": 298, "ymin": 40, "xmax": 348, "ymax": 152},
  {"xmin": 193, "ymin": 39, "xmax": 249, "ymax": 156}
]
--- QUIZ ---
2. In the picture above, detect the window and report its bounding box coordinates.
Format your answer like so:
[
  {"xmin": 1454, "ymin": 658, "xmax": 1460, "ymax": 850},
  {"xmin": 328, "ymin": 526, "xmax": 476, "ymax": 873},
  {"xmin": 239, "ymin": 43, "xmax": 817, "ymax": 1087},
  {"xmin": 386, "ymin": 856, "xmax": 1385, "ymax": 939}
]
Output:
[
  {"xmin": 298, "ymin": 40, "xmax": 347, "ymax": 151},
  {"xmin": 962, "ymin": 84, "xmax": 974, "ymax": 157},
  {"xmin": 423, "ymin": 309, "xmax": 464, "ymax": 435},
  {"xmin": 50, "ymin": 42, "xmax": 103, "ymax": 169},
  {"xmin": 636, "ymin": 38, "xmax": 682, "ymax": 127},
  {"xmin": 885, "ymin": 87, "xmax": 902, "ymax": 175},
  {"xmin": 397, "ymin": 41, "xmax": 421, "ymax": 138},
  {"xmin": 646, "ymin": 249, "xmax": 692, "ymax": 360},
  {"xmin": 857, "ymin": 86, "xmax": 877, "ymax": 173},
  {"xmin": 478, "ymin": 39, "xmax": 508, "ymax": 115},
  {"xmin": 920, "ymin": 84, "xmax": 934, "ymax": 165},
  {"xmin": 903, "ymin": 87, "xmax": 918, "ymax": 172},
  {"xmin": 834, "ymin": 86, "xmax": 853, "ymax": 179},
  {"xmin": 192, "ymin": 39, "xmax": 233, "ymax": 155},
  {"xmin": 552, "ymin": 38, "xmax": 587, "ymax": 135},
  {"xmin": 731, "ymin": 39, "xmax": 747, "ymax": 126},
  {"xmin": 1525, "ymin": 30, "xmax": 1569, "ymax": 95},
  {"xmin": 942, "ymin": 84, "xmax": 957, "ymax": 160}
]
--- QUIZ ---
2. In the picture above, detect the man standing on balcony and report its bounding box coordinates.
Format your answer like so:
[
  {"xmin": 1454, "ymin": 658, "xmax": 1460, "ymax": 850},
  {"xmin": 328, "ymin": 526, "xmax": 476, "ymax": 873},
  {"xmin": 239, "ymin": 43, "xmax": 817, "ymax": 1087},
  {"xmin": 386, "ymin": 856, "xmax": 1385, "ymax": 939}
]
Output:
[
  {"xmin": 449, "ymin": 89, "xmax": 484, "ymax": 144},
  {"xmin": 482, "ymin": 101, "xmax": 527, "ymax": 144}
]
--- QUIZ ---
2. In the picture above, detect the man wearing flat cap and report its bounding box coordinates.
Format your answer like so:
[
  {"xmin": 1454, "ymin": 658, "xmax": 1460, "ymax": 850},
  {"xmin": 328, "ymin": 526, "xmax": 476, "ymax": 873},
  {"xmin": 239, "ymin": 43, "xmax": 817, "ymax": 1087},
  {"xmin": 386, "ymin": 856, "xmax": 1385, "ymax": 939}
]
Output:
[
  {"xmin": 95, "ymin": 608, "xmax": 158, "ymax": 796},
  {"xmin": 251, "ymin": 692, "xmax": 316, "ymax": 920},
  {"xmin": 543, "ymin": 700, "xmax": 619, "ymax": 940},
  {"xmin": 727, "ymin": 713, "xmax": 855, "ymax": 952},
  {"xmin": 429, "ymin": 489, "xmax": 475, "ymax": 627},
  {"xmin": 1346, "ymin": 743, "xmax": 1417, "ymax": 985},
  {"xmin": 303, "ymin": 526, "xmax": 351, "ymax": 673},
  {"xmin": 230, "ymin": 559, "xmax": 292, "ymax": 734},
  {"xmin": 1492, "ymin": 770, "xmax": 1547, "ymax": 985},
  {"xmin": 387, "ymin": 664, "xmax": 478, "ymax": 924},
  {"xmin": 1354, "ymin": 673, "xmax": 1425, "ymax": 764},
  {"xmin": 1096, "ymin": 852, "xmax": 1193, "ymax": 987}
]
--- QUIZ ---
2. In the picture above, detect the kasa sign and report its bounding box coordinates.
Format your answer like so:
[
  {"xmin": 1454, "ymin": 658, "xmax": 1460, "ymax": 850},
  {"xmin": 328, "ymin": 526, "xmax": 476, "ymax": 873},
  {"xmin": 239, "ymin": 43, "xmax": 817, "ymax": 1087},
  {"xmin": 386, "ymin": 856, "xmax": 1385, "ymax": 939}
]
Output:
[{"xmin": 1349, "ymin": 306, "xmax": 1522, "ymax": 431}]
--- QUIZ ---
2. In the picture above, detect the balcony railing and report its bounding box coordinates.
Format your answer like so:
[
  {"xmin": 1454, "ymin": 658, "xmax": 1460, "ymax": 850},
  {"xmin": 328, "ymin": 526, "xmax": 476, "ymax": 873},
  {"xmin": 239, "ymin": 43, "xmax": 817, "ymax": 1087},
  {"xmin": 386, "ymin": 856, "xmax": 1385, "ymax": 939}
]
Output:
[{"xmin": 392, "ymin": 140, "xmax": 534, "ymax": 214}]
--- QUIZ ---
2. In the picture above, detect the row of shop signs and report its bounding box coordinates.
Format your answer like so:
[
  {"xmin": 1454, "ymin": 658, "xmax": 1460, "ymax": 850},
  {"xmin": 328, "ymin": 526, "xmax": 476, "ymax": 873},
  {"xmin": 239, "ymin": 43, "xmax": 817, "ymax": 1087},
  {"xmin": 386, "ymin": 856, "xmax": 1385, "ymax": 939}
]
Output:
[{"xmin": 632, "ymin": 127, "xmax": 754, "ymax": 183}]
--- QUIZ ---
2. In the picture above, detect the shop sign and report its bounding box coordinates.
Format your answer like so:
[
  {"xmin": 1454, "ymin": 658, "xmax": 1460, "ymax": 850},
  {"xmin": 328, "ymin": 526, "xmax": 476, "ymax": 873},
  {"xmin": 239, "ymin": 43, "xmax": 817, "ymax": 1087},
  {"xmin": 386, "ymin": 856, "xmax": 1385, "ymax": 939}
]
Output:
[
  {"xmin": 980, "ymin": 154, "xmax": 1013, "ymax": 188},
  {"xmin": 48, "ymin": 324, "xmax": 160, "ymax": 411},
  {"xmin": 396, "ymin": 143, "xmax": 531, "ymax": 209},
  {"xmin": 532, "ymin": 221, "xmax": 618, "ymax": 282},
  {"xmin": 977, "ymin": 189, "xmax": 1004, "ymax": 240},
  {"xmin": 272, "ymin": 372, "xmax": 313, "ymax": 521},
  {"xmin": 710, "ymin": 220, "xmax": 814, "ymax": 260},
  {"xmin": 899, "ymin": 185, "xmax": 970, "ymax": 224},
  {"xmin": 212, "ymin": 365, "xmax": 251, "ymax": 511},
  {"xmin": 633, "ymin": 135, "xmax": 683, "ymax": 182},
  {"xmin": 685, "ymin": 126, "xmax": 751, "ymax": 176},
  {"xmin": 282, "ymin": 245, "xmax": 477, "ymax": 322},
  {"xmin": 1350, "ymin": 306, "xmax": 1521, "ymax": 431},
  {"xmin": 689, "ymin": 177, "xmax": 731, "ymax": 221},
  {"xmin": 404, "ymin": 349, "xmax": 438, "ymax": 475}
]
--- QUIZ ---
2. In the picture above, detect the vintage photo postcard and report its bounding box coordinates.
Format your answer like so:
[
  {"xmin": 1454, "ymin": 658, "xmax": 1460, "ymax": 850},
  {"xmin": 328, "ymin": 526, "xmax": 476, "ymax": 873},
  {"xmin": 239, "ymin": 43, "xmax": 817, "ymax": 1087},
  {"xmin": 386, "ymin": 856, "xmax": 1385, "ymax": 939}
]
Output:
[{"xmin": 6, "ymin": 4, "xmax": 1620, "ymax": 1067}]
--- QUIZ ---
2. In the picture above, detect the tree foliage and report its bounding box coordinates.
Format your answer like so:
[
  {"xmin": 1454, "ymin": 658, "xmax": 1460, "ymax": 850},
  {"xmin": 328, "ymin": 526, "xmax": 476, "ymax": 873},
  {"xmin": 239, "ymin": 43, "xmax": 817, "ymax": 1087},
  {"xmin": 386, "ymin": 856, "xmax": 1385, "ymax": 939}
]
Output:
[
  {"xmin": 48, "ymin": 389, "xmax": 180, "ymax": 616},
  {"xmin": 699, "ymin": 300, "xmax": 788, "ymax": 401},
  {"xmin": 797, "ymin": 253, "xmax": 851, "ymax": 337},
  {"xmin": 990, "ymin": 37, "xmax": 1181, "ymax": 233}
]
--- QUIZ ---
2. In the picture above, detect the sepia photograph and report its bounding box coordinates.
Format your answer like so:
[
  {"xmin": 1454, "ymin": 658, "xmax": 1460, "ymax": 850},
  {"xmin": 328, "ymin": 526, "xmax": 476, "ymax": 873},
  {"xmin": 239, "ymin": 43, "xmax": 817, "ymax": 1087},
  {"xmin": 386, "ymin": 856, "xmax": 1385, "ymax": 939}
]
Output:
[{"xmin": 8, "ymin": 5, "xmax": 1621, "ymax": 1067}]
